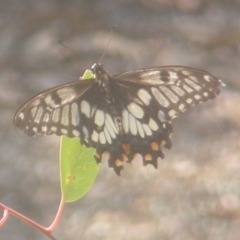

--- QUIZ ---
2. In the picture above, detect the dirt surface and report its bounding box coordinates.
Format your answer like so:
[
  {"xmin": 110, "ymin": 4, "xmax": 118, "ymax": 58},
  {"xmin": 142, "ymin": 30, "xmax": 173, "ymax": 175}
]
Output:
[{"xmin": 0, "ymin": 1, "xmax": 240, "ymax": 240}]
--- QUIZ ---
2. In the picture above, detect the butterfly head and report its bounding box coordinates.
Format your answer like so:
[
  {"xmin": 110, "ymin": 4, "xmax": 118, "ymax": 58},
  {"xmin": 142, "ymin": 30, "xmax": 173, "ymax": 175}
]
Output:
[
  {"xmin": 91, "ymin": 63, "xmax": 105, "ymax": 75},
  {"xmin": 91, "ymin": 63, "xmax": 111, "ymax": 84}
]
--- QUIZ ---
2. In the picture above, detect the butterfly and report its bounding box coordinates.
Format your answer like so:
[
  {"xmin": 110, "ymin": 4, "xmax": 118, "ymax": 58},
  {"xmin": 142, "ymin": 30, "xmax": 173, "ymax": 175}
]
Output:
[{"xmin": 13, "ymin": 63, "xmax": 223, "ymax": 175}]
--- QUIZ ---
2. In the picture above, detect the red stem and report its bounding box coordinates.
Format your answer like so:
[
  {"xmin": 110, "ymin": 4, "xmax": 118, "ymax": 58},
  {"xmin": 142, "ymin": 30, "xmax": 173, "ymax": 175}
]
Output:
[
  {"xmin": 0, "ymin": 209, "xmax": 9, "ymax": 227},
  {"xmin": 46, "ymin": 195, "xmax": 65, "ymax": 231},
  {"xmin": 0, "ymin": 195, "xmax": 65, "ymax": 240}
]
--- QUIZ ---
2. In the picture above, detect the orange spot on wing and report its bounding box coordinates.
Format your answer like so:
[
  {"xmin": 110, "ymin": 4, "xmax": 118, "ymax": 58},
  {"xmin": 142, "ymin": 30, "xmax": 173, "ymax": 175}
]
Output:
[
  {"xmin": 151, "ymin": 142, "xmax": 159, "ymax": 151},
  {"xmin": 144, "ymin": 154, "xmax": 152, "ymax": 161},
  {"xmin": 160, "ymin": 140, "xmax": 166, "ymax": 146},
  {"xmin": 122, "ymin": 154, "xmax": 128, "ymax": 162},
  {"xmin": 115, "ymin": 159, "xmax": 123, "ymax": 167}
]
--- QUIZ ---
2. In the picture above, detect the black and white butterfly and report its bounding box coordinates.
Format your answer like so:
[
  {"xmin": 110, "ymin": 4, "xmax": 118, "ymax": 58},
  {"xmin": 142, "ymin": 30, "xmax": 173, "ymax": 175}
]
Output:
[{"xmin": 13, "ymin": 63, "xmax": 223, "ymax": 175}]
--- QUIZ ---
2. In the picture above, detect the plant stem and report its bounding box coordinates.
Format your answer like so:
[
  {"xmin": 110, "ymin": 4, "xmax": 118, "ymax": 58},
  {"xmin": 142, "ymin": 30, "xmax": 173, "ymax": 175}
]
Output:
[{"xmin": 0, "ymin": 195, "xmax": 65, "ymax": 240}]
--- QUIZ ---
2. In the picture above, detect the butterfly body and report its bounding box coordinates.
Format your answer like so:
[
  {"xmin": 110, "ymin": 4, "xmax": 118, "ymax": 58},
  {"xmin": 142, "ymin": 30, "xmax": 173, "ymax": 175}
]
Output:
[{"xmin": 14, "ymin": 63, "xmax": 223, "ymax": 175}]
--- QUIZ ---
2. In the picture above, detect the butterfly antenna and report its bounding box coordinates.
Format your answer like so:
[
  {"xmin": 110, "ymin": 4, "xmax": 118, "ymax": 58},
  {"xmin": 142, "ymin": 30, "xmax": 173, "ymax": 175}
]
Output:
[
  {"xmin": 99, "ymin": 25, "xmax": 117, "ymax": 63},
  {"xmin": 58, "ymin": 40, "xmax": 77, "ymax": 54}
]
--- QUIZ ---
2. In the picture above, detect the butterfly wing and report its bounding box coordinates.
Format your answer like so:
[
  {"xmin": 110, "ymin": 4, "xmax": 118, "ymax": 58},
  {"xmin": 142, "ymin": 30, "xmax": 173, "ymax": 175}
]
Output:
[
  {"xmin": 13, "ymin": 79, "xmax": 95, "ymax": 139},
  {"xmin": 98, "ymin": 66, "xmax": 222, "ymax": 173},
  {"xmin": 114, "ymin": 66, "xmax": 222, "ymax": 121}
]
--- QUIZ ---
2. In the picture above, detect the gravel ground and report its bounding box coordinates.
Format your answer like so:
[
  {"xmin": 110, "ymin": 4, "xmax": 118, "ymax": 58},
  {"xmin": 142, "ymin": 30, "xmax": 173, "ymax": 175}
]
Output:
[{"xmin": 0, "ymin": 1, "xmax": 240, "ymax": 240}]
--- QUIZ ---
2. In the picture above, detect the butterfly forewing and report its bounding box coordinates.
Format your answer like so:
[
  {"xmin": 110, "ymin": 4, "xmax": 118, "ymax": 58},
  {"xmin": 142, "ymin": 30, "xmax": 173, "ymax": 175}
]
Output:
[
  {"xmin": 114, "ymin": 66, "xmax": 221, "ymax": 120},
  {"xmin": 13, "ymin": 63, "xmax": 223, "ymax": 175},
  {"xmin": 14, "ymin": 79, "xmax": 95, "ymax": 137}
]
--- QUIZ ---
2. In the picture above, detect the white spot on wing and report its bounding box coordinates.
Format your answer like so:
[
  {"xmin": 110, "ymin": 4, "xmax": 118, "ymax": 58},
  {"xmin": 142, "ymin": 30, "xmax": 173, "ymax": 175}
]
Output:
[
  {"xmin": 72, "ymin": 130, "xmax": 80, "ymax": 137},
  {"xmin": 182, "ymin": 84, "xmax": 193, "ymax": 93},
  {"xmin": 32, "ymin": 99, "xmax": 40, "ymax": 106},
  {"xmin": 99, "ymin": 132, "xmax": 106, "ymax": 144},
  {"xmin": 51, "ymin": 126, "xmax": 57, "ymax": 132},
  {"xmin": 140, "ymin": 70, "xmax": 165, "ymax": 84},
  {"xmin": 71, "ymin": 103, "xmax": 79, "ymax": 126},
  {"xmin": 31, "ymin": 107, "xmax": 37, "ymax": 118},
  {"xmin": 160, "ymin": 86, "xmax": 179, "ymax": 103},
  {"xmin": 127, "ymin": 102, "xmax": 144, "ymax": 119},
  {"xmin": 106, "ymin": 113, "xmax": 118, "ymax": 133},
  {"xmin": 19, "ymin": 112, "xmax": 25, "ymax": 120},
  {"xmin": 170, "ymin": 85, "xmax": 185, "ymax": 96},
  {"xmin": 179, "ymin": 104, "xmax": 185, "ymax": 111},
  {"xmin": 34, "ymin": 107, "xmax": 43, "ymax": 124},
  {"xmin": 44, "ymin": 95, "xmax": 57, "ymax": 108},
  {"xmin": 185, "ymin": 78, "xmax": 201, "ymax": 91},
  {"xmin": 52, "ymin": 108, "xmax": 60, "ymax": 123},
  {"xmin": 168, "ymin": 110, "xmax": 176, "ymax": 118},
  {"xmin": 189, "ymin": 75, "xmax": 198, "ymax": 82},
  {"xmin": 194, "ymin": 94, "xmax": 201, "ymax": 100},
  {"xmin": 203, "ymin": 92, "xmax": 208, "ymax": 97},
  {"xmin": 61, "ymin": 105, "xmax": 69, "ymax": 126},
  {"xmin": 169, "ymin": 71, "xmax": 178, "ymax": 80},
  {"xmin": 81, "ymin": 100, "xmax": 90, "ymax": 118},
  {"xmin": 104, "ymin": 127, "xmax": 112, "ymax": 144},
  {"xmin": 158, "ymin": 110, "xmax": 167, "ymax": 122},
  {"xmin": 182, "ymin": 70, "xmax": 191, "ymax": 75},
  {"xmin": 129, "ymin": 114, "xmax": 137, "ymax": 135},
  {"xmin": 91, "ymin": 105, "xmax": 97, "ymax": 117},
  {"xmin": 136, "ymin": 121, "xmax": 145, "ymax": 138},
  {"xmin": 142, "ymin": 124, "xmax": 152, "ymax": 136},
  {"xmin": 122, "ymin": 110, "xmax": 129, "ymax": 133},
  {"xmin": 82, "ymin": 126, "xmax": 89, "ymax": 138},
  {"xmin": 61, "ymin": 128, "xmax": 68, "ymax": 135},
  {"xmin": 94, "ymin": 109, "xmax": 105, "ymax": 127},
  {"xmin": 57, "ymin": 87, "xmax": 76, "ymax": 104},
  {"xmin": 149, "ymin": 118, "xmax": 158, "ymax": 131},
  {"xmin": 140, "ymin": 70, "xmax": 160, "ymax": 78},
  {"xmin": 151, "ymin": 87, "xmax": 169, "ymax": 107},
  {"xmin": 91, "ymin": 130, "xmax": 98, "ymax": 142},
  {"xmin": 41, "ymin": 126, "xmax": 47, "ymax": 133},
  {"xmin": 137, "ymin": 89, "xmax": 151, "ymax": 105},
  {"xmin": 186, "ymin": 98, "xmax": 193, "ymax": 104},
  {"xmin": 204, "ymin": 75, "xmax": 211, "ymax": 82},
  {"xmin": 105, "ymin": 117, "xmax": 116, "ymax": 139},
  {"xmin": 43, "ymin": 113, "xmax": 50, "ymax": 123}
]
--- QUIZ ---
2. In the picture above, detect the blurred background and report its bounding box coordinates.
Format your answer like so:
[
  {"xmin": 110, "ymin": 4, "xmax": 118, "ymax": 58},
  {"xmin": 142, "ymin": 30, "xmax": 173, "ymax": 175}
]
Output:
[{"xmin": 0, "ymin": 0, "xmax": 240, "ymax": 239}]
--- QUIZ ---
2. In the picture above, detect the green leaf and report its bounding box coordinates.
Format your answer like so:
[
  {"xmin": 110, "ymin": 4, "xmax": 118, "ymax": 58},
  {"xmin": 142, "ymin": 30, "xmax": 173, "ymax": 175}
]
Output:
[
  {"xmin": 60, "ymin": 137, "xmax": 99, "ymax": 202},
  {"xmin": 81, "ymin": 69, "xmax": 94, "ymax": 80},
  {"xmin": 60, "ymin": 70, "xmax": 99, "ymax": 202}
]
